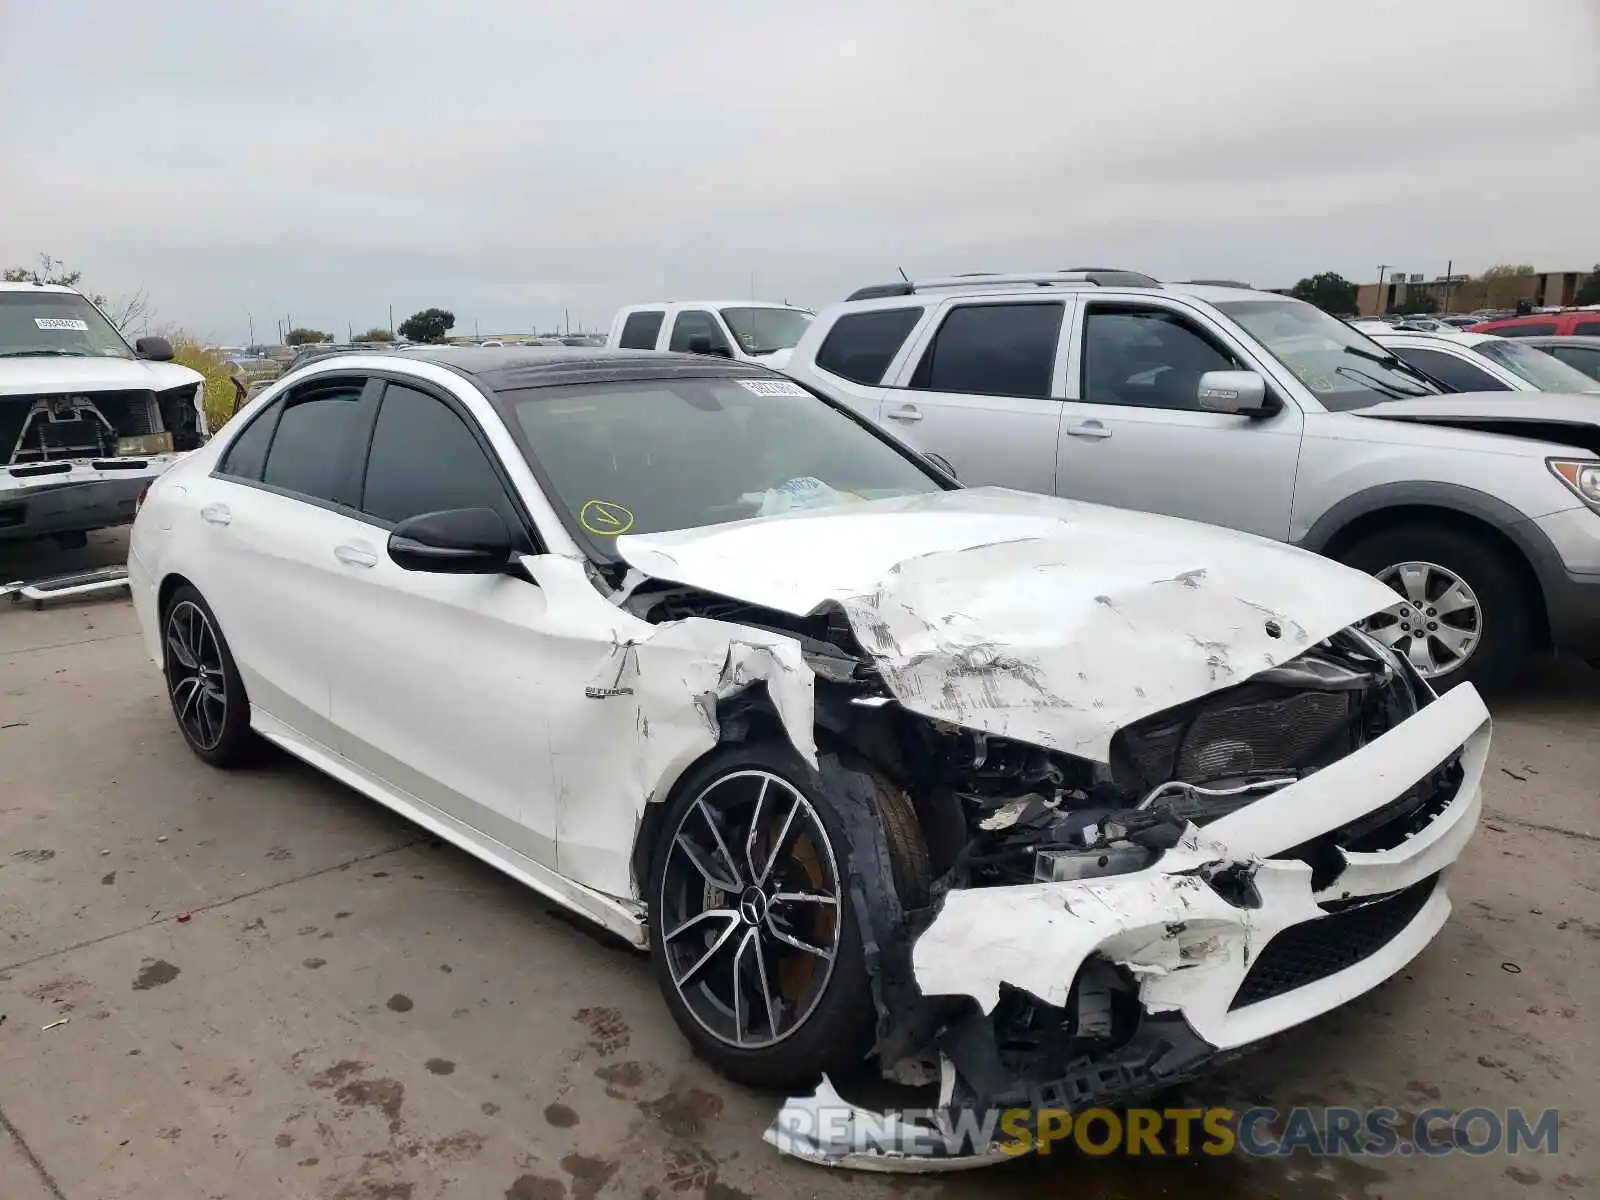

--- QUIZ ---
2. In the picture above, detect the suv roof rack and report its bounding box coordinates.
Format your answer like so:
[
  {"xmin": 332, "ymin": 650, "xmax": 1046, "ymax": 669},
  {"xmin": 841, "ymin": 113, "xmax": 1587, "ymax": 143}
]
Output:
[
  {"xmin": 1177, "ymin": 279, "xmax": 1255, "ymax": 289},
  {"xmin": 846, "ymin": 269, "xmax": 1162, "ymax": 302}
]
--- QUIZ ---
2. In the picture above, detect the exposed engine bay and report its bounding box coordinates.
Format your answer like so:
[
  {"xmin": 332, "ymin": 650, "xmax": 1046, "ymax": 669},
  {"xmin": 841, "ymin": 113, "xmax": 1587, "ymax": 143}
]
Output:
[{"xmin": 3, "ymin": 385, "xmax": 203, "ymax": 466}]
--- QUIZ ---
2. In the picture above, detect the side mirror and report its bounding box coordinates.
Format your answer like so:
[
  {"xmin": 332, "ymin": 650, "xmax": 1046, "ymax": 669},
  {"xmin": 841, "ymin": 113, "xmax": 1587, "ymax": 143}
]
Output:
[
  {"xmin": 388, "ymin": 507, "xmax": 512, "ymax": 573},
  {"xmin": 136, "ymin": 336, "xmax": 174, "ymax": 362},
  {"xmin": 1196, "ymin": 370, "xmax": 1271, "ymax": 416},
  {"xmin": 686, "ymin": 334, "xmax": 732, "ymax": 358}
]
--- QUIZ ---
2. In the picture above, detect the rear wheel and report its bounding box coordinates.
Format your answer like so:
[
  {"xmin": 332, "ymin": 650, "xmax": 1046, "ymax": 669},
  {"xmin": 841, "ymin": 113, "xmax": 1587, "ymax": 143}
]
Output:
[
  {"xmin": 1338, "ymin": 523, "xmax": 1534, "ymax": 691},
  {"xmin": 647, "ymin": 742, "xmax": 928, "ymax": 1090},
  {"xmin": 161, "ymin": 585, "xmax": 260, "ymax": 767}
]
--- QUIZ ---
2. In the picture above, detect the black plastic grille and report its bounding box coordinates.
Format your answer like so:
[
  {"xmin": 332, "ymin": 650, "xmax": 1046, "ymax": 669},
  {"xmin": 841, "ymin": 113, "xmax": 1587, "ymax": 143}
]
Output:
[
  {"xmin": 4, "ymin": 391, "xmax": 157, "ymax": 464},
  {"xmin": 1230, "ymin": 873, "xmax": 1437, "ymax": 1010}
]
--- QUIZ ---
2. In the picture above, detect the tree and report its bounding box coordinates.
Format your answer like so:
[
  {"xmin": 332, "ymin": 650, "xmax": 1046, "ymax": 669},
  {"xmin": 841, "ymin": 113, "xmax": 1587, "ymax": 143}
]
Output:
[
  {"xmin": 1288, "ymin": 272, "xmax": 1358, "ymax": 315},
  {"xmin": 1479, "ymin": 263, "xmax": 1537, "ymax": 310},
  {"xmin": 1574, "ymin": 265, "xmax": 1600, "ymax": 307},
  {"xmin": 398, "ymin": 308, "xmax": 455, "ymax": 343},
  {"xmin": 1394, "ymin": 293, "xmax": 1440, "ymax": 316},
  {"xmin": 3, "ymin": 253, "xmax": 152, "ymax": 330},
  {"xmin": 285, "ymin": 327, "xmax": 330, "ymax": 346},
  {"xmin": 357, "ymin": 327, "xmax": 395, "ymax": 342}
]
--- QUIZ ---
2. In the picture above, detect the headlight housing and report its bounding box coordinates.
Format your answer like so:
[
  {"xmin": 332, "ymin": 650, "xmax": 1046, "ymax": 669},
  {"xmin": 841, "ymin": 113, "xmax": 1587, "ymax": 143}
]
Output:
[{"xmin": 1548, "ymin": 458, "xmax": 1600, "ymax": 508}]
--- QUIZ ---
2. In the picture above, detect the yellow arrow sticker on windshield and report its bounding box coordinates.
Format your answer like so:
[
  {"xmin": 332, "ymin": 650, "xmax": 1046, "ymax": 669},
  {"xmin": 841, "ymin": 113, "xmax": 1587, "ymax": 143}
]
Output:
[{"xmin": 580, "ymin": 500, "xmax": 635, "ymax": 536}]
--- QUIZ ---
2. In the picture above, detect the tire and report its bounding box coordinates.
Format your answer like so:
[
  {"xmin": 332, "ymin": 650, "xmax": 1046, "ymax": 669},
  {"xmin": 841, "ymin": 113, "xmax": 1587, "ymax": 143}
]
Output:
[
  {"xmin": 1337, "ymin": 522, "xmax": 1534, "ymax": 691},
  {"xmin": 647, "ymin": 741, "xmax": 930, "ymax": 1090},
  {"xmin": 160, "ymin": 584, "xmax": 260, "ymax": 767}
]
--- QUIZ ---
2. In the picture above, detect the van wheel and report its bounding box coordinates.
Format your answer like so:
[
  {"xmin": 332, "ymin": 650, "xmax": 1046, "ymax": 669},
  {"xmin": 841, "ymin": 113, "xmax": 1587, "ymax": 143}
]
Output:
[
  {"xmin": 1338, "ymin": 523, "xmax": 1533, "ymax": 691},
  {"xmin": 647, "ymin": 742, "xmax": 929, "ymax": 1090}
]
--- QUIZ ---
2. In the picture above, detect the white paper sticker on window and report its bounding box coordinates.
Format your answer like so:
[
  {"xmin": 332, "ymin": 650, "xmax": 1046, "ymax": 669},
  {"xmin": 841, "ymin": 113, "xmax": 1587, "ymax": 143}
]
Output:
[
  {"xmin": 34, "ymin": 317, "xmax": 89, "ymax": 331},
  {"xmin": 736, "ymin": 379, "xmax": 807, "ymax": 397}
]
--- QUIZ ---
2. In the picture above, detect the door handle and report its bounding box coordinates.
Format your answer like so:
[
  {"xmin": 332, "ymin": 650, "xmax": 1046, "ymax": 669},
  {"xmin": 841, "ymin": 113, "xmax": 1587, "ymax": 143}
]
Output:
[
  {"xmin": 200, "ymin": 502, "xmax": 232, "ymax": 525},
  {"xmin": 887, "ymin": 404, "xmax": 924, "ymax": 423},
  {"xmin": 1066, "ymin": 420, "xmax": 1112, "ymax": 440},
  {"xmin": 334, "ymin": 543, "xmax": 378, "ymax": 569}
]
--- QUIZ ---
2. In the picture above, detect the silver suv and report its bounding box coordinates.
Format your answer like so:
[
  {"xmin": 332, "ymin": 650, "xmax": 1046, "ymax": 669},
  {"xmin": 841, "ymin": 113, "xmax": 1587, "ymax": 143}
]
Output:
[{"xmin": 783, "ymin": 270, "xmax": 1600, "ymax": 690}]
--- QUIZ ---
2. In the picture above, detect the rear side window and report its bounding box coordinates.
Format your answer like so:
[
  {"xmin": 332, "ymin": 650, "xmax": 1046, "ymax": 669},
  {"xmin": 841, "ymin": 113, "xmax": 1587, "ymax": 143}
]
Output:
[
  {"xmin": 260, "ymin": 381, "xmax": 366, "ymax": 502},
  {"xmin": 814, "ymin": 308, "xmax": 923, "ymax": 384},
  {"xmin": 1489, "ymin": 322, "xmax": 1557, "ymax": 337},
  {"xmin": 216, "ymin": 403, "xmax": 279, "ymax": 480},
  {"xmin": 909, "ymin": 303, "xmax": 1063, "ymax": 399},
  {"xmin": 1390, "ymin": 347, "xmax": 1509, "ymax": 392},
  {"xmin": 618, "ymin": 311, "xmax": 664, "ymax": 349},
  {"xmin": 669, "ymin": 310, "xmax": 732, "ymax": 354},
  {"xmin": 1573, "ymin": 319, "xmax": 1600, "ymax": 336},
  {"xmin": 360, "ymin": 383, "xmax": 516, "ymax": 527}
]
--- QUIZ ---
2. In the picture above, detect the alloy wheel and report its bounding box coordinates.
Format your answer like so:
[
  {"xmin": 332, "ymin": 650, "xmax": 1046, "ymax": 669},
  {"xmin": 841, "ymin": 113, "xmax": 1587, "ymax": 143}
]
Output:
[
  {"xmin": 165, "ymin": 600, "xmax": 228, "ymax": 751},
  {"xmin": 658, "ymin": 770, "xmax": 843, "ymax": 1050},
  {"xmin": 1363, "ymin": 560, "xmax": 1481, "ymax": 679}
]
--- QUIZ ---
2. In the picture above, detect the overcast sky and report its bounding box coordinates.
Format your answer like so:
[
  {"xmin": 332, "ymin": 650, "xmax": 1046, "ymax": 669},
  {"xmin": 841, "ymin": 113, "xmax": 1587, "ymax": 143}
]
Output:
[{"xmin": 3, "ymin": 0, "xmax": 1597, "ymax": 343}]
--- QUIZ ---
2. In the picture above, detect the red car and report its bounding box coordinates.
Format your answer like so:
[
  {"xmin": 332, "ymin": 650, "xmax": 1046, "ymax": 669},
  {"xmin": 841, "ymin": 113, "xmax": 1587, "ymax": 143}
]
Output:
[{"xmin": 1470, "ymin": 311, "xmax": 1600, "ymax": 338}]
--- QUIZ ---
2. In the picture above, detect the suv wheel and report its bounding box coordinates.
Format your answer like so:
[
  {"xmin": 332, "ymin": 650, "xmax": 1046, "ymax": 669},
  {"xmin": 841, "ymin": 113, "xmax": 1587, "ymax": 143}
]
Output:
[
  {"xmin": 647, "ymin": 743, "xmax": 928, "ymax": 1090},
  {"xmin": 1338, "ymin": 523, "xmax": 1533, "ymax": 691}
]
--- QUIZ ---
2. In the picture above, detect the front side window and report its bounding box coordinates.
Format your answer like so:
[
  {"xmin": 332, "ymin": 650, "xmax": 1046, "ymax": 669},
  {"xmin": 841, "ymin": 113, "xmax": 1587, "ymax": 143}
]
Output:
[
  {"xmin": 910, "ymin": 303, "xmax": 1063, "ymax": 399},
  {"xmin": 618, "ymin": 311, "xmax": 664, "ymax": 350},
  {"xmin": 1389, "ymin": 346, "xmax": 1509, "ymax": 393},
  {"xmin": 502, "ymin": 377, "xmax": 942, "ymax": 556},
  {"xmin": 814, "ymin": 308, "xmax": 923, "ymax": 384},
  {"xmin": 719, "ymin": 307, "xmax": 812, "ymax": 357},
  {"xmin": 1081, "ymin": 307, "xmax": 1242, "ymax": 410},
  {"xmin": 1216, "ymin": 298, "xmax": 1441, "ymax": 411},
  {"xmin": 0, "ymin": 290, "xmax": 134, "ymax": 360},
  {"xmin": 360, "ymin": 383, "xmax": 516, "ymax": 525},
  {"xmin": 260, "ymin": 380, "xmax": 366, "ymax": 502},
  {"xmin": 1475, "ymin": 340, "xmax": 1600, "ymax": 393},
  {"xmin": 668, "ymin": 310, "xmax": 732, "ymax": 355}
]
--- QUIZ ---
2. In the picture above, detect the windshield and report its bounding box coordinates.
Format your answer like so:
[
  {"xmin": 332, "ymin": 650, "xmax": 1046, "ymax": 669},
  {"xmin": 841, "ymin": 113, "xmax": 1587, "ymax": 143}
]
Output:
[
  {"xmin": 1475, "ymin": 339, "xmax": 1600, "ymax": 393},
  {"xmin": 719, "ymin": 307, "xmax": 813, "ymax": 356},
  {"xmin": 1215, "ymin": 298, "xmax": 1441, "ymax": 411},
  {"xmin": 0, "ymin": 290, "xmax": 135, "ymax": 359},
  {"xmin": 502, "ymin": 376, "xmax": 943, "ymax": 555}
]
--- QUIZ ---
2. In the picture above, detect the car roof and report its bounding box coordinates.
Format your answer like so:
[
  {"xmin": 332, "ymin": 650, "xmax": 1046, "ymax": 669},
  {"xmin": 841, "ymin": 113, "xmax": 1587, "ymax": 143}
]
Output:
[
  {"xmin": 1369, "ymin": 329, "xmax": 1499, "ymax": 347},
  {"xmin": 0, "ymin": 281, "xmax": 81, "ymax": 295},
  {"xmin": 617, "ymin": 300, "xmax": 811, "ymax": 312},
  {"xmin": 366, "ymin": 346, "xmax": 782, "ymax": 391}
]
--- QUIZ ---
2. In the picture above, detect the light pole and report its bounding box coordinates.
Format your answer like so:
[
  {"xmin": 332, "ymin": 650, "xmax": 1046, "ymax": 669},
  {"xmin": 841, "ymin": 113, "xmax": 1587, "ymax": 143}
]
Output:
[{"xmin": 1374, "ymin": 264, "xmax": 1391, "ymax": 316}]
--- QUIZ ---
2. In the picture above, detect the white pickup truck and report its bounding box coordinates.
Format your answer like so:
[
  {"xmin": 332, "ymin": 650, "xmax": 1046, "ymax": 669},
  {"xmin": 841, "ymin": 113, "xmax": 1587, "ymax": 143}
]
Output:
[
  {"xmin": 606, "ymin": 300, "xmax": 813, "ymax": 369},
  {"xmin": 2, "ymin": 282, "xmax": 207, "ymax": 547}
]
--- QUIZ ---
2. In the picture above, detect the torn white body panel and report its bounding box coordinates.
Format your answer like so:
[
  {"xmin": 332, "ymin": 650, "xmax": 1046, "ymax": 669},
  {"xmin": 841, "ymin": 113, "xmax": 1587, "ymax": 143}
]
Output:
[
  {"xmin": 912, "ymin": 681, "xmax": 1490, "ymax": 1052},
  {"xmin": 616, "ymin": 487, "xmax": 1402, "ymax": 761}
]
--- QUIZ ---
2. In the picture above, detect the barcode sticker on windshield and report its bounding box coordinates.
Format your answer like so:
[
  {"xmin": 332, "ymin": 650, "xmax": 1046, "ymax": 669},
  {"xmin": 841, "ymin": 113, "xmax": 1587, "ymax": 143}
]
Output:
[
  {"xmin": 737, "ymin": 379, "xmax": 807, "ymax": 397},
  {"xmin": 35, "ymin": 318, "xmax": 88, "ymax": 331}
]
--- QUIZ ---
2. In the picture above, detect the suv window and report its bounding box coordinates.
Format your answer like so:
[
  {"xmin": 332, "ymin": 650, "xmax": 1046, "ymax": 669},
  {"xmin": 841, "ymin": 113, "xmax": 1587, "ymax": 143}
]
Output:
[
  {"xmin": 1491, "ymin": 322, "xmax": 1557, "ymax": 337},
  {"xmin": 1547, "ymin": 344, "xmax": 1600, "ymax": 380},
  {"xmin": 360, "ymin": 383, "xmax": 516, "ymax": 527},
  {"xmin": 1573, "ymin": 319, "xmax": 1600, "ymax": 336},
  {"xmin": 259, "ymin": 380, "xmax": 366, "ymax": 501},
  {"xmin": 1389, "ymin": 346, "xmax": 1509, "ymax": 392},
  {"xmin": 1081, "ymin": 306, "xmax": 1242, "ymax": 409},
  {"xmin": 815, "ymin": 307, "xmax": 923, "ymax": 384},
  {"xmin": 910, "ymin": 303, "xmax": 1062, "ymax": 399},
  {"xmin": 618, "ymin": 310, "xmax": 664, "ymax": 350},
  {"xmin": 669, "ymin": 310, "xmax": 732, "ymax": 354},
  {"xmin": 217, "ymin": 402, "xmax": 281, "ymax": 480}
]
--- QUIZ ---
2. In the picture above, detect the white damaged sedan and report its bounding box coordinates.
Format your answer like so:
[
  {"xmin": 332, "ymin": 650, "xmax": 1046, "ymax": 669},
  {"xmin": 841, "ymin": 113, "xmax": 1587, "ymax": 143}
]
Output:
[{"xmin": 129, "ymin": 347, "xmax": 1488, "ymax": 1168}]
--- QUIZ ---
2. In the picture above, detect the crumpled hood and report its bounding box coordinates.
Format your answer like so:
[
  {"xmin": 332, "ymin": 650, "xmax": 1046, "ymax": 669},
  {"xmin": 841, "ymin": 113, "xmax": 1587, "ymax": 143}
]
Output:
[
  {"xmin": 1354, "ymin": 392, "xmax": 1600, "ymax": 424},
  {"xmin": 616, "ymin": 487, "xmax": 1401, "ymax": 761},
  {"xmin": 0, "ymin": 356, "xmax": 203, "ymax": 397}
]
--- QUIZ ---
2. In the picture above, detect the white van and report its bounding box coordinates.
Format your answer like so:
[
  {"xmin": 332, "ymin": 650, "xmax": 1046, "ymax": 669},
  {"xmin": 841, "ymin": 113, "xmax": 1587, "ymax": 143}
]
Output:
[{"xmin": 605, "ymin": 301, "xmax": 813, "ymax": 369}]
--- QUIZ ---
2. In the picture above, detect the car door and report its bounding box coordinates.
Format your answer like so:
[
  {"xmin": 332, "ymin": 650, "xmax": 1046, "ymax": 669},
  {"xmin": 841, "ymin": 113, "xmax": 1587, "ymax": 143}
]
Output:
[
  {"xmin": 323, "ymin": 376, "xmax": 569, "ymax": 866},
  {"xmin": 1385, "ymin": 344, "xmax": 1515, "ymax": 392},
  {"xmin": 1054, "ymin": 299, "xmax": 1303, "ymax": 540},
  {"xmin": 192, "ymin": 374, "xmax": 376, "ymax": 745},
  {"xmin": 878, "ymin": 298, "xmax": 1070, "ymax": 495}
]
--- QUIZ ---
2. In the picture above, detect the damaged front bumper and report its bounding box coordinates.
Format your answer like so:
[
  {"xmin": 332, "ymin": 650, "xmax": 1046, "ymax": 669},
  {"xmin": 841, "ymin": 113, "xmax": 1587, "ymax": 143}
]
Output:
[
  {"xmin": 769, "ymin": 681, "xmax": 1490, "ymax": 1171},
  {"xmin": 0, "ymin": 455, "xmax": 185, "ymax": 541}
]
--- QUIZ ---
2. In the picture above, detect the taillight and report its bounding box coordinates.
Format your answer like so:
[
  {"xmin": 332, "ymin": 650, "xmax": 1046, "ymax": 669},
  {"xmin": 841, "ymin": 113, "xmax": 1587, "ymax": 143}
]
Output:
[{"xmin": 136, "ymin": 483, "xmax": 152, "ymax": 512}]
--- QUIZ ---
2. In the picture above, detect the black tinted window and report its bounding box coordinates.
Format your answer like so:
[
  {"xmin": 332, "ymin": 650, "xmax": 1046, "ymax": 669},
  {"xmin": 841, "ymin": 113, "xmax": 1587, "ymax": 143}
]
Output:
[
  {"xmin": 815, "ymin": 308, "xmax": 923, "ymax": 384},
  {"xmin": 1573, "ymin": 320, "xmax": 1600, "ymax": 336},
  {"xmin": 669, "ymin": 310, "xmax": 732, "ymax": 354},
  {"xmin": 361, "ymin": 384, "xmax": 513, "ymax": 525},
  {"xmin": 1390, "ymin": 347, "xmax": 1509, "ymax": 392},
  {"xmin": 618, "ymin": 311, "xmax": 663, "ymax": 350},
  {"xmin": 260, "ymin": 381, "xmax": 366, "ymax": 500},
  {"xmin": 217, "ymin": 404, "xmax": 279, "ymax": 480},
  {"xmin": 911, "ymin": 303, "xmax": 1062, "ymax": 399},
  {"xmin": 1548, "ymin": 345, "xmax": 1600, "ymax": 380},
  {"xmin": 1082, "ymin": 307, "xmax": 1242, "ymax": 409},
  {"xmin": 1494, "ymin": 323, "xmax": 1557, "ymax": 337}
]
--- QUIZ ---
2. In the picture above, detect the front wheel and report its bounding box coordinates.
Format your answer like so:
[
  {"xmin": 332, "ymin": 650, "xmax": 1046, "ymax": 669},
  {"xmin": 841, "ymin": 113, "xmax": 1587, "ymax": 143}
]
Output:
[
  {"xmin": 1338, "ymin": 523, "xmax": 1534, "ymax": 691},
  {"xmin": 647, "ymin": 743, "xmax": 928, "ymax": 1090}
]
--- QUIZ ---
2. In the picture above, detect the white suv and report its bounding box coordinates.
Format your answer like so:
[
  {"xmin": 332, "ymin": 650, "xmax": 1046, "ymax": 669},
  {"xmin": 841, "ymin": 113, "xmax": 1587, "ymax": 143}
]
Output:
[
  {"xmin": 783, "ymin": 270, "xmax": 1600, "ymax": 689},
  {"xmin": 607, "ymin": 300, "xmax": 813, "ymax": 368}
]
